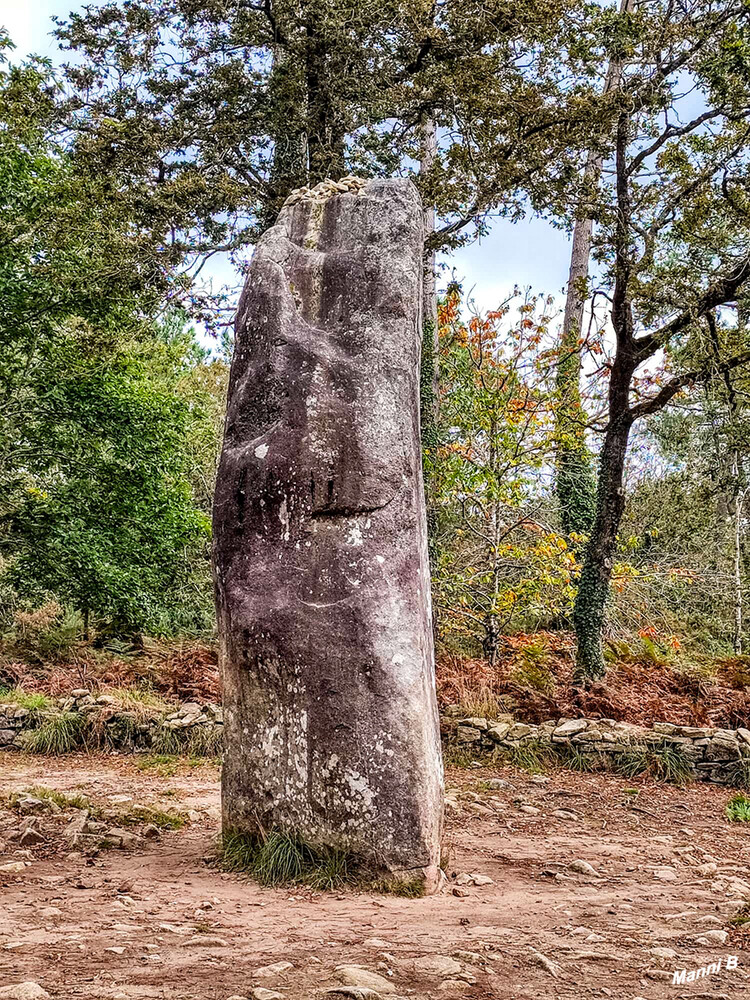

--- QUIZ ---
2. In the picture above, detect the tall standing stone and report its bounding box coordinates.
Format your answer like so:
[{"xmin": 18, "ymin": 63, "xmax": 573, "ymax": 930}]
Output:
[{"xmin": 213, "ymin": 177, "xmax": 443, "ymax": 889}]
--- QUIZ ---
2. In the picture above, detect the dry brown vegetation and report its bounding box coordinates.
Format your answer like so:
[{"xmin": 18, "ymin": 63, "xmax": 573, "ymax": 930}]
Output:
[{"xmin": 436, "ymin": 631, "xmax": 750, "ymax": 729}]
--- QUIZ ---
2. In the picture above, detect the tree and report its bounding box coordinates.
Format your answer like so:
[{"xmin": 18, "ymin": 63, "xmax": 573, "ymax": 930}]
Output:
[
  {"xmin": 0, "ymin": 45, "xmax": 214, "ymax": 636},
  {"xmin": 54, "ymin": 0, "xmax": 600, "ymax": 285},
  {"xmin": 6, "ymin": 323, "xmax": 212, "ymax": 636},
  {"xmin": 554, "ymin": 0, "xmax": 633, "ymax": 538},
  {"xmin": 572, "ymin": 0, "xmax": 750, "ymax": 681},
  {"xmin": 431, "ymin": 285, "xmax": 576, "ymax": 662}
]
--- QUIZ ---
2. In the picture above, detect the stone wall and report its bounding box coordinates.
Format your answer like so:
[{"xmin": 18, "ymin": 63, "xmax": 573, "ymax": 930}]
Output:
[
  {"xmin": 445, "ymin": 709, "xmax": 750, "ymax": 785},
  {"xmin": 0, "ymin": 689, "xmax": 223, "ymax": 752},
  {"xmin": 3, "ymin": 691, "xmax": 749, "ymax": 789}
]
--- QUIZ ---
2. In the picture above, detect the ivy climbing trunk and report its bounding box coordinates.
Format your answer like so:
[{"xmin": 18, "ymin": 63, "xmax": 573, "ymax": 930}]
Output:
[
  {"xmin": 572, "ymin": 409, "xmax": 633, "ymax": 681},
  {"xmin": 213, "ymin": 178, "xmax": 444, "ymax": 890}
]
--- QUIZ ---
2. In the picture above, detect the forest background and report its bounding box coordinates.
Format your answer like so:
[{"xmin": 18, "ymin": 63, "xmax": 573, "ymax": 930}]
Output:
[{"xmin": 4, "ymin": 0, "xmax": 750, "ymax": 727}]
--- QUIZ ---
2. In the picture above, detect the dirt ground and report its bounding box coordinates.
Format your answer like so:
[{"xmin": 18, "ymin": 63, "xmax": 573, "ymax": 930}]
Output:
[{"xmin": 1, "ymin": 751, "xmax": 749, "ymax": 1000}]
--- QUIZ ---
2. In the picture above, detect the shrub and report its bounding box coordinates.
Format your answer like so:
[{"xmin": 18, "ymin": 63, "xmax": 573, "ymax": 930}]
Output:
[
  {"xmin": 0, "ymin": 688, "xmax": 52, "ymax": 716},
  {"xmin": 727, "ymin": 794, "xmax": 750, "ymax": 822},
  {"xmin": 611, "ymin": 746, "xmax": 650, "ymax": 779}
]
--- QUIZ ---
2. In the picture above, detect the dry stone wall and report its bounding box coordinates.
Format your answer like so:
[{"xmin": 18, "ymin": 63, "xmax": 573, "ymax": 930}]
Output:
[
  {"xmin": 445, "ymin": 709, "xmax": 750, "ymax": 785},
  {"xmin": 3, "ymin": 690, "xmax": 748, "ymax": 788},
  {"xmin": 0, "ymin": 689, "xmax": 223, "ymax": 751}
]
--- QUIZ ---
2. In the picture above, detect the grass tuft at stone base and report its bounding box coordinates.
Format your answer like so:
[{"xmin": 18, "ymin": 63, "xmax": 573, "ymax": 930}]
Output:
[{"xmin": 219, "ymin": 829, "xmax": 426, "ymax": 896}]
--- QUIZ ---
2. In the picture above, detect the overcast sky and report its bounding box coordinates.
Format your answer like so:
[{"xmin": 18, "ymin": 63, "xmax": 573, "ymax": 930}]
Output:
[{"xmin": 3, "ymin": 2, "xmax": 574, "ymax": 319}]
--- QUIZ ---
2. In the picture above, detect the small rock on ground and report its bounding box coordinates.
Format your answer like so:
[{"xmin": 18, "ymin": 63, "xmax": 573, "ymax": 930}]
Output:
[
  {"xmin": 335, "ymin": 966, "xmax": 397, "ymax": 994},
  {"xmin": 410, "ymin": 955, "xmax": 462, "ymax": 978},
  {"xmin": 0, "ymin": 986, "xmax": 50, "ymax": 1000},
  {"xmin": 254, "ymin": 961, "xmax": 293, "ymax": 978}
]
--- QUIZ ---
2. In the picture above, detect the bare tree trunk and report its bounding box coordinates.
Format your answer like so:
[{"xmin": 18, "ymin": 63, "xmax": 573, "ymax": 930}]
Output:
[{"xmin": 419, "ymin": 117, "xmax": 441, "ymax": 615}]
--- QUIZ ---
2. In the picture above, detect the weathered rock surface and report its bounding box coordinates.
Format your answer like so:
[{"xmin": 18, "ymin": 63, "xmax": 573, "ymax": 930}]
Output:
[
  {"xmin": 213, "ymin": 177, "xmax": 443, "ymax": 885},
  {"xmin": 0, "ymin": 986, "xmax": 50, "ymax": 1000}
]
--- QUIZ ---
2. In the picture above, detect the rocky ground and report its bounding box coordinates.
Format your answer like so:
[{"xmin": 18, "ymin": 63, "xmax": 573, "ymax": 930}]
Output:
[{"xmin": 0, "ymin": 752, "xmax": 749, "ymax": 999}]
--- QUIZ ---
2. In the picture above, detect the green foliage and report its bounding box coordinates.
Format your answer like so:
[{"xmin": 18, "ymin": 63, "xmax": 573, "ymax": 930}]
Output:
[
  {"xmin": 726, "ymin": 794, "xmax": 750, "ymax": 822},
  {"xmin": 649, "ymin": 742, "xmax": 693, "ymax": 785},
  {"xmin": 119, "ymin": 805, "xmax": 187, "ymax": 830},
  {"xmin": 512, "ymin": 639, "xmax": 556, "ymax": 694},
  {"xmin": 5, "ymin": 325, "xmax": 213, "ymax": 636},
  {"xmin": 53, "ymin": 0, "xmax": 598, "ymax": 263},
  {"xmin": 0, "ymin": 53, "xmax": 220, "ymax": 641},
  {"xmin": 220, "ymin": 830, "xmax": 355, "ymax": 891},
  {"xmin": 151, "ymin": 724, "xmax": 223, "ymax": 759},
  {"xmin": 498, "ymin": 739, "xmax": 553, "ymax": 774},
  {"xmin": 611, "ymin": 741, "xmax": 693, "ymax": 784},
  {"xmin": 23, "ymin": 712, "xmax": 91, "ymax": 755},
  {"xmin": 556, "ymin": 745, "xmax": 601, "ymax": 772},
  {"xmin": 0, "ymin": 688, "xmax": 52, "ymax": 715}
]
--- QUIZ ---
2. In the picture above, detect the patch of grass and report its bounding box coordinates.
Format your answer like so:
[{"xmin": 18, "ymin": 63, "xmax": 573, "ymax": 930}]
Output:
[
  {"xmin": 6, "ymin": 785, "xmax": 96, "ymax": 814},
  {"xmin": 611, "ymin": 741, "xmax": 693, "ymax": 785},
  {"xmin": 28, "ymin": 785, "xmax": 92, "ymax": 811},
  {"xmin": 0, "ymin": 688, "xmax": 52, "ymax": 715},
  {"xmin": 119, "ymin": 805, "xmax": 187, "ymax": 830},
  {"xmin": 499, "ymin": 739, "xmax": 552, "ymax": 774},
  {"xmin": 442, "ymin": 741, "xmax": 484, "ymax": 768},
  {"xmin": 731, "ymin": 903, "xmax": 750, "ymax": 926},
  {"xmin": 187, "ymin": 754, "xmax": 221, "ymax": 769},
  {"xmin": 556, "ymin": 745, "xmax": 601, "ymax": 773},
  {"xmin": 150, "ymin": 724, "xmax": 222, "ymax": 759},
  {"xmin": 367, "ymin": 874, "xmax": 425, "ymax": 897},
  {"xmin": 185, "ymin": 725, "xmax": 223, "ymax": 758},
  {"xmin": 135, "ymin": 754, "xmax": 180, "ymax": 777},
  {"xmin": 649, "ymin": 741, "xmax": 693, "ymax": 785},
  {"xmin": 611, "ymin": 745, "xmax": 650, "ymax": 779},
  {"xmin": 101, "ymin": 687, "xmax": 174, "ymax": 719},
  {"xmin": 23, "ymin": 712, "xmax": 91, "ymax": 754},
  {"xmin": 220, "ymin": 829, "xmax": 356, "ymax": 891},
  {"xmin": 727, "ymin": 794, "xmax": 750, "ymax": 822},
  {"xmin": 150, "ymin": 727, "xmax": 184, "ymax": 756},
  {"xmin": 453, "ymin": 693, "xmax": 505, "ymax": 720}
]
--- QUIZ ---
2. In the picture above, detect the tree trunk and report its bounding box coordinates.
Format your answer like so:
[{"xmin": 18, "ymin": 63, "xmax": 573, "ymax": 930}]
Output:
[
  {"xmin": 420, "ymin": 117, "xmax": 439, "ymax": 420},
  {"xmin": 305, "ymin": 22, "xmax": 345, "ymax": 184},
  {"xmin": 573, "ymin": 410, "xmax": 633, "ymax": 681},
  {"xmin": 733, "ymin": 450, "xmax": 744, "ymax": 655},
  {"xmin": 555, "ymin": 0, "xmax": 632, "ymax": 537},
  {"xmin": 262, "ymin": 51, "xmax": 309, "ymax": 230}
]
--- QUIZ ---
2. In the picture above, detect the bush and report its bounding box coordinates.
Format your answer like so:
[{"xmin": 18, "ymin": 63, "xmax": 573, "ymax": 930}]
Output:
[{"xmin": 727, "ymin": 794, "xmax": 750, "ymax": 822}]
